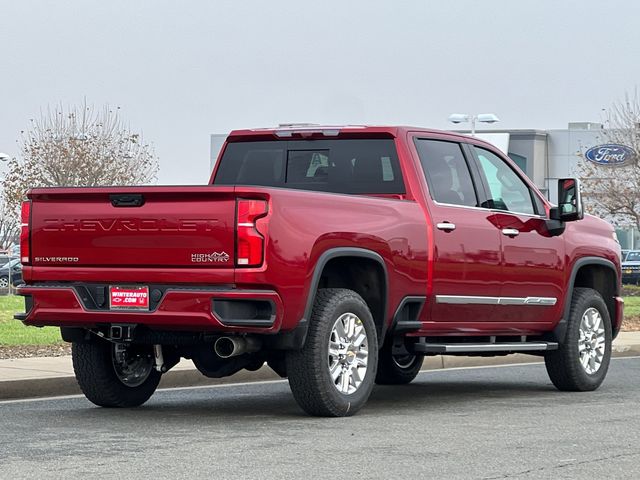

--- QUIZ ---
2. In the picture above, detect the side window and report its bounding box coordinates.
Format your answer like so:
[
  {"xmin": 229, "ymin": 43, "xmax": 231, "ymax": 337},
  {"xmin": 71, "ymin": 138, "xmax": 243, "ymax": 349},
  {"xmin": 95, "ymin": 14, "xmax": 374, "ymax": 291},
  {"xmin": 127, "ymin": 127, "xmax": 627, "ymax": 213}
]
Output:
[
  {"xmin": 414, "ymin": 139, "xmax": 478, "ymax": 207},
  {"xmin": 474, "ymin": 147, "xmax": 535, "ymax": 215}
]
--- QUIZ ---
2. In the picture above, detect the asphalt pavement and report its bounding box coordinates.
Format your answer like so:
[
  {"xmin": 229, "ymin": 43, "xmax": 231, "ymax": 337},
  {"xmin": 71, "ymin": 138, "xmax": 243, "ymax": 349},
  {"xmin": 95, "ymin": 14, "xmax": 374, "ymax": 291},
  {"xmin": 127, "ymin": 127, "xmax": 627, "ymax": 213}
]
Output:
[
  {"xmin": 2, "ymin": 331, "xmax": 638, "ymax": 401},
  {"xmin": 1, "ymin": 357, "xmax": 638, "ymax": 479}
]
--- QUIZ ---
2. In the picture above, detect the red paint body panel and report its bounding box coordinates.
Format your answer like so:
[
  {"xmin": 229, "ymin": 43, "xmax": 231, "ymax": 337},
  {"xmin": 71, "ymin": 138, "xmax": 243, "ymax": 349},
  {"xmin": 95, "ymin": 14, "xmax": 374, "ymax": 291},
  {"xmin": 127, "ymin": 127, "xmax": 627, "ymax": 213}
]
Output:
[
  {"xmin": 232, "ymin": 187, "xmax": 429, "ymax": 332},
  {"xmin": 19, "ymin": 126, "xmax": 623, "ymax": 340},
  {"xmin": 491, "ymin": 212, "xmax": 565, "ymax": 324}
]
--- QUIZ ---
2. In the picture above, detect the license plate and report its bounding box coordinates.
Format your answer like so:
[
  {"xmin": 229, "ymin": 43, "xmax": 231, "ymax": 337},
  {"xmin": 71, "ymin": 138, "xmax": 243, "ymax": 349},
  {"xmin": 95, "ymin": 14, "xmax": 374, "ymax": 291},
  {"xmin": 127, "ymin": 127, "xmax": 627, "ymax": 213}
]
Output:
[{"xmin": 109, "ymin": 286, "xmax": 150, "ymax": 310}]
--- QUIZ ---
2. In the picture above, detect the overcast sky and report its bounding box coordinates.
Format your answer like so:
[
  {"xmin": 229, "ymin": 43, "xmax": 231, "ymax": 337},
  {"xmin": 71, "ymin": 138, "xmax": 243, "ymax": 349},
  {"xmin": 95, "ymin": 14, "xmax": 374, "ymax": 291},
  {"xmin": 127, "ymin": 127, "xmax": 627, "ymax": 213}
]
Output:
[{"xmin": 1, "ymin": 0, "xmax": 639, "ymax": 184}]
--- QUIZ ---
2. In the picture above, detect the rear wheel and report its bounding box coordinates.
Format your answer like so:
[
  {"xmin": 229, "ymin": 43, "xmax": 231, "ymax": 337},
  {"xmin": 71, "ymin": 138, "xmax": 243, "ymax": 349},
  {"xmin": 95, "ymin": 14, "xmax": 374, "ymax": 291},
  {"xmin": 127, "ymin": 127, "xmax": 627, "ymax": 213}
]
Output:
[
  {"xmin": 286, "ymin": 288, "xmax": 378, "ymax": 417},
  {"xmin": 375, "ymin": 337, "xmax": 423, "ymax": 385},
  {"xmin": 72, "ymin": 340, "xmax": 161, "ymax": 407},
  {"xmin": 545, "ymin": 288, "xmax": 612, "ymax": 391}
]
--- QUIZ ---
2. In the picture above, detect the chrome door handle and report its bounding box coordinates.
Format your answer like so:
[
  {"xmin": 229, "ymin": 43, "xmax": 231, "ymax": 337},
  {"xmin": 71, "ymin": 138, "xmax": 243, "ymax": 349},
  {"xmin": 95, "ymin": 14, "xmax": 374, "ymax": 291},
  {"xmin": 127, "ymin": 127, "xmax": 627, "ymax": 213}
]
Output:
[
  {"xmin": 436, "ymin": 222, "xmax": 456, "ymax": 231},
  {"xmin": 501, "ymin": 228, "xmax": 519, "ymax": 237}
]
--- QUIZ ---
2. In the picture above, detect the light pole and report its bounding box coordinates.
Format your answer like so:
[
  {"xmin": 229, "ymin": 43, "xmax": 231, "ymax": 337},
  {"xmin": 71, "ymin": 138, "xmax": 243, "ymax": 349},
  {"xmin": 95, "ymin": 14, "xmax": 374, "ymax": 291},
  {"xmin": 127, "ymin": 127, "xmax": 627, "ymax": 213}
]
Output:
[
  {"xmin": 448, "ymin": 113, "xmax": 500, "ymax": 136},
  {"xmin": 0, "ymin": 153, "xmax": 11, "ymax": 293}
]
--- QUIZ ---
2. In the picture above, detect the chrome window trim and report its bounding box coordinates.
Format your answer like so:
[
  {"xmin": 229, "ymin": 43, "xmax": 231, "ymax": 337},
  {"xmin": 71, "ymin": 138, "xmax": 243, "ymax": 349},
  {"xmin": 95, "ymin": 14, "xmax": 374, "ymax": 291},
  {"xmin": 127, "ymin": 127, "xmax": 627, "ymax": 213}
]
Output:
[
  {"xmin": 436, "ymin": 295, "xmax": 557, "ymax": 306},
  {"xmin": 431, "ymin": 199, "xmax": 547, "ymax": 219}
]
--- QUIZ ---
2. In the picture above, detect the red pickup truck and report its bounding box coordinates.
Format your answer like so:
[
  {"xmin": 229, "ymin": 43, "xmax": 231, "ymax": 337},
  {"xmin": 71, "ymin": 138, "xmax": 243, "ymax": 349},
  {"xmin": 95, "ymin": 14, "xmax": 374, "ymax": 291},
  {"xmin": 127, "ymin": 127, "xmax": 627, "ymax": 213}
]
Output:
[{"xmin": 16, "ymin": 125, "xmax": 623, "ymax": 416}]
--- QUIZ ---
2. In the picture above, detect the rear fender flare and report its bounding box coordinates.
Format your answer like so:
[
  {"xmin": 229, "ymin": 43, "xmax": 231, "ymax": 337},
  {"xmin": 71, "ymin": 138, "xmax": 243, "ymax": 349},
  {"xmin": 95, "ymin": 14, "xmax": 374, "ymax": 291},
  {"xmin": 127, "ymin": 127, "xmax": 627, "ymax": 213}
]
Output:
[{"xmin": 276, "ymin": 248, "xmax": 389, "ymax": 350}]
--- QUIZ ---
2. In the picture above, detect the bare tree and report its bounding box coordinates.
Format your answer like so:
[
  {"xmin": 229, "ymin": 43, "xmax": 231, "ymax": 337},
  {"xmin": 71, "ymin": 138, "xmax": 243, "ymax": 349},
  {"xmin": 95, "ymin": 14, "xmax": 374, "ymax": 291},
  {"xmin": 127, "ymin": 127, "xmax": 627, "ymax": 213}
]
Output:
[
  {"xmin": 578, "ymin": 91, "xmax": 640, "ymax": 229},
  {"xmin": 2, "ymin": 102, "xmax": 159, "ymax": 217},
  {"xmin": 0, "ymin": 199, "xmax": 19, "ymax": 250}
]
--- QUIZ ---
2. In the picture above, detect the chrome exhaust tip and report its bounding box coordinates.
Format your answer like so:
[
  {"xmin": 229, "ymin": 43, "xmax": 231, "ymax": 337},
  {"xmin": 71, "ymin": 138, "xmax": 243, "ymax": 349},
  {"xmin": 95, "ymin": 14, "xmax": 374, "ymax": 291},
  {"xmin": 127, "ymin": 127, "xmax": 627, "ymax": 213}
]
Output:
[{"xmin": 214, "ymin": 336, "xmax": 261, "ymax": 358}]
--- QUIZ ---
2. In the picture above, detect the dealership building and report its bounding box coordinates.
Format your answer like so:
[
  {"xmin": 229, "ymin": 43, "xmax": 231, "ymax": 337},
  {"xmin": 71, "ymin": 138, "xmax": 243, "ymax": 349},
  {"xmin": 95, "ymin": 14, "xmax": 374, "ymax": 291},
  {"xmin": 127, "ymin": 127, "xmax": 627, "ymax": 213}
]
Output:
[{"xmin": 211, "ymin": 122, "xmax": 637, "ymax": 249}]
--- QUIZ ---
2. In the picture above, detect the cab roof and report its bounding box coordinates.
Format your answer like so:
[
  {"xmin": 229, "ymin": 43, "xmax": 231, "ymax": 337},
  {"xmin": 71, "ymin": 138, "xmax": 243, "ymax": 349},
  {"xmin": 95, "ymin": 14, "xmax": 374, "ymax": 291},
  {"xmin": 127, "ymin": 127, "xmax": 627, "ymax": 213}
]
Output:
[{"xmin": 226, "ymin": 124, "xmax": 486, "ymax": 145}]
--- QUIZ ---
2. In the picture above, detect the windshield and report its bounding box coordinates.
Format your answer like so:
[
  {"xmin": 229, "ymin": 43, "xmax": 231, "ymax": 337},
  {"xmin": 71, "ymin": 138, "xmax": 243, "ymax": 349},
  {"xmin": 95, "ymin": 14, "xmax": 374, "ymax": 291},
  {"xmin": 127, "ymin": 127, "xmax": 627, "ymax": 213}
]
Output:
[
  {"xmin": 1, "ymin": 259, "xmax": 20, "ymax": 269},
  {"xmin": 625, "ymin": 251, "xmax": 640, "ymax": 262}
]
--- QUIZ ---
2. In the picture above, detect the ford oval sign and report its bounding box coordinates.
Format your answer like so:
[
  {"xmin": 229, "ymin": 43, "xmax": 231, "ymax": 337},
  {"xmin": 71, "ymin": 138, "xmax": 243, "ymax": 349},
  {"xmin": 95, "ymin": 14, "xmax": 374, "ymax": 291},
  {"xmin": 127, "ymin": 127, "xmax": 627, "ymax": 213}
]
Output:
[{"xmin": 585, "ymin": 144, "xmax": 635, "ymax": 166}]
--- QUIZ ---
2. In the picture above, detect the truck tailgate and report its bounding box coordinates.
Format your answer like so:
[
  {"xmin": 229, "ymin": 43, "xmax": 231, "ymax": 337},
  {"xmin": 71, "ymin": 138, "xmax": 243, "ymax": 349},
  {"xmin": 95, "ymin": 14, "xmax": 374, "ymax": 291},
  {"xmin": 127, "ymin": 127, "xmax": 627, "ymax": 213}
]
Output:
[{"xmin": 28, "ymin": 186, "xmax": 237, "ymax": 269}]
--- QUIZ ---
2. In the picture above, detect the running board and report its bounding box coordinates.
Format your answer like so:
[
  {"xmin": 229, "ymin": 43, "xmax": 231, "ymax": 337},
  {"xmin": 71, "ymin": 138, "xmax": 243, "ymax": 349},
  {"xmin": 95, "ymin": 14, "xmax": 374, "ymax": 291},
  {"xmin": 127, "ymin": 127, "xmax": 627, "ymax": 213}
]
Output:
[{"xmin": 414, "ymin": 341, "xmax": 558, "ymax": 354}]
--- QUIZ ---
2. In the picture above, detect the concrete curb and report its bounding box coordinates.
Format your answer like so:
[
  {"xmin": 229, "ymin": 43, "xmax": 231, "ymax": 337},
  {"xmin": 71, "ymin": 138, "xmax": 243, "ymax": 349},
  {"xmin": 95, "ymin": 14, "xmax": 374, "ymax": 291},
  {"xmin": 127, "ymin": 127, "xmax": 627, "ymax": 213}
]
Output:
[
  {"xmin": 0, "ymin": 366, "xmax": 284, "ymax": 401},
  {"xmin": 1, "ymin": 346, "xmax": 638, "ymax": 401}
]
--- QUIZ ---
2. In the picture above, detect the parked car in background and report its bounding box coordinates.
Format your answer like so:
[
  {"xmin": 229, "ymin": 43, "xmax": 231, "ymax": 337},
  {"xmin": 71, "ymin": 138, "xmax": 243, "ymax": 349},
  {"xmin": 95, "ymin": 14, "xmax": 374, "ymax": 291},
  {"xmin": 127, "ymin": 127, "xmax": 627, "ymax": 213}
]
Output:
[
  {"xmin": 0, "ymin": 245, "xmax": 20, "ymax": 265},
  {"xmin": 621, "ymin": 249, "xmax": 629, "ymax": 261},
  {"xmin": 622, "ymin": 250, "xmax": 640, "ymax": 284},
  {"xmin": 0, "ymin": 255, "xmax": 11, "ymax": 267},
  {"xmin": 0, "ymin": 258, "xmax": 23, "ymax": 289}
]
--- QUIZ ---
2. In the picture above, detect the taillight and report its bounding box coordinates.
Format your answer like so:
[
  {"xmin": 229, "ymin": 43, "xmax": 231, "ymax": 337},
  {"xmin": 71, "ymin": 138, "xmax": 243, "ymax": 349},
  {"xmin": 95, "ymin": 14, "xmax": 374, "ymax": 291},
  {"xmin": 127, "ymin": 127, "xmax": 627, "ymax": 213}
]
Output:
[
  {"xmin": 20, "ymin": 200, "xmax": 31, "ymax": 265},
  {"xmin": 236, "ymin": 199, "xmax": 268, "ymax": 267}
]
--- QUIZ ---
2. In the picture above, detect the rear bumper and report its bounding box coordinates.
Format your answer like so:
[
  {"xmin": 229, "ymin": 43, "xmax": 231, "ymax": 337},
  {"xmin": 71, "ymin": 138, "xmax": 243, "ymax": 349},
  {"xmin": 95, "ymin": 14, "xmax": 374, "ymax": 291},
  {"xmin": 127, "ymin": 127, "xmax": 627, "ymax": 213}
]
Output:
[{"xmin": 16, "ymin": 284, "xmax": 284, "ymax": 334}]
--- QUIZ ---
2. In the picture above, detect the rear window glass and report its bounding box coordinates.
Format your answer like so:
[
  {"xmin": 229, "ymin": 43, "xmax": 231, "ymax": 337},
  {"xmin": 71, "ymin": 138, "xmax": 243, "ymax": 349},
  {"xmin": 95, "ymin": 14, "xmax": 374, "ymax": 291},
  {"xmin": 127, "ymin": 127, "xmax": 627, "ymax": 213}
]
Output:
[{"xmin": 214, "ymin": 139, "xmax": 405, "ymax": 194}]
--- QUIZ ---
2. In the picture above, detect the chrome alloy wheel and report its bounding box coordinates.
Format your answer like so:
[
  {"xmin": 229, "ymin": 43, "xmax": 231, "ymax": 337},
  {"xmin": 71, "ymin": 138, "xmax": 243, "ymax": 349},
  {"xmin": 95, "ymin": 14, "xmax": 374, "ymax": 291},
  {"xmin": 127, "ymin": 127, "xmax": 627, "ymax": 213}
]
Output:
[
  {"xmin": 328, "ymin": 312, "xmax": 369, "ymax": 394},
  {"xmin": 112, "ymin": 344, "xmax": 154, "ymax": 387},
  {"xmin": 578, "ymin": 307, "xmax": 606, "ymax": 375}
]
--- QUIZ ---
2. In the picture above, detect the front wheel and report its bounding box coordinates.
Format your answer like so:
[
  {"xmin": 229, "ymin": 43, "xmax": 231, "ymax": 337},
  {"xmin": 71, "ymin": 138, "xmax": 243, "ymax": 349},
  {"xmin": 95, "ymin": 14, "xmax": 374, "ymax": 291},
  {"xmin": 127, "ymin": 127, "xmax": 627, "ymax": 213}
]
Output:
[
  {"xmin": 286, "ymin": 288, "xmax": 378, "ymax": 417},
  {"xmin": 72, "ymin": 340, "xmax": 161, "ymax": 407},
  {"xmin": 545, "ymin": 288, "xmax": 612, "ymax": 391}
]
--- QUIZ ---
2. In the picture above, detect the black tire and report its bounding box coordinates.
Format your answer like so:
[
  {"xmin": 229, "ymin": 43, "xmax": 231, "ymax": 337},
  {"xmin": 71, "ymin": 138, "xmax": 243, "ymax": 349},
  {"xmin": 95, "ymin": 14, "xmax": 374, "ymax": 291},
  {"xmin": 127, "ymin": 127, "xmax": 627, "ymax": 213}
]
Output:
[
  {"xmin": 375, "ymin": 337, "xmax": 423, "ymax": 385},
  {"xmin": 286, "ymin": 288, "xmax": 378, "ymax": 417},
  {"xmin": 545, "ymin": 288, "xmax": 612, "ymax": 391},
  {"xmin": 72, "ymin": 340, "xmax": 161, "ymax": 407}
]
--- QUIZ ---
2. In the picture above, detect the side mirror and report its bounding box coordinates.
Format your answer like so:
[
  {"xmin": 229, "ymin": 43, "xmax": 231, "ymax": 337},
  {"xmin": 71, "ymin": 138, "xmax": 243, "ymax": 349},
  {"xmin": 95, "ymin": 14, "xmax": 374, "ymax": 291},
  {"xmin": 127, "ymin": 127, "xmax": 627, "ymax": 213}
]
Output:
[{"xmin": 550, "ymin": 178, "xmax": 584, "ymax": 222}]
